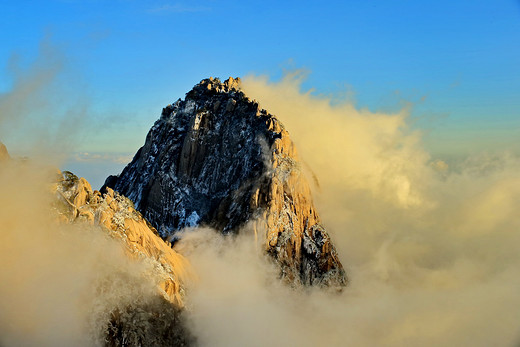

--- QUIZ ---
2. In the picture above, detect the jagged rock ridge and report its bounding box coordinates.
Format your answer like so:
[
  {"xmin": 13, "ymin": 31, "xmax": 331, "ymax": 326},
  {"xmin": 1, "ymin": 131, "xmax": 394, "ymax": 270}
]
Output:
[
  {"xmin": 56, "ymin": 171, "xmax": 191, "ymax": 306},
  {"xmin": 104, "ymin": 77, "xmax": 347, "ymax": 287},
  {"xmin": 55, "ymin": 171, "xmax": 194, "ymax": 345},
  {"xmin": 0, "ymin": 138, "xmax": 194, "ymax": 346}
]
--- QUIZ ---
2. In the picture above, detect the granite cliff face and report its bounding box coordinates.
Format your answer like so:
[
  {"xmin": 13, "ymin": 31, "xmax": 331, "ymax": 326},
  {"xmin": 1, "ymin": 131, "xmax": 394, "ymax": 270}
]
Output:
[
  {"xmin": 104, "ymin": 77, "xmax": 347, "ymax": 287},
  {"xmin": 55, "ymin": 171, "xmax": 191, "ymax": 306},
  {"xmin": 54, "ymin": 171, "xmax": 194, "ymax": 345}
]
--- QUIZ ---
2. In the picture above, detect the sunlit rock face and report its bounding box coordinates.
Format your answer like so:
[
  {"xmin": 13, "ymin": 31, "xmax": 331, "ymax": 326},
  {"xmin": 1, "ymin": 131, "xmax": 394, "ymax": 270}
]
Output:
[
  {"xmin": 0, "ymin": 142, "xmax": 10, "ymax": 162},
  {"xmin": 56, "ymin": 171, "xmax": 191, "ymax": 306},
  {"xmin": 104, "ymin": 77, "xmax": 347, "ymax": 287},
  {"xmin": 56, "ymin": 171, "xmax": 195, "ymax": 345}
]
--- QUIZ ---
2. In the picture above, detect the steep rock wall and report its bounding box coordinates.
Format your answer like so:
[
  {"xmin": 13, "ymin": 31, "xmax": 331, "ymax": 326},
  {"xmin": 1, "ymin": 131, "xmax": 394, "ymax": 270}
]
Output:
[{"xmin": 104, "ymin": 78, "xmax": 346, "ymax": 287}]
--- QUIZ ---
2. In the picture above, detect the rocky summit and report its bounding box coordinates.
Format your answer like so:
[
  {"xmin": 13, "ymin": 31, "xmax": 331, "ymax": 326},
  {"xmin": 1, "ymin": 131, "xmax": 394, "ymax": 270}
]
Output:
[{"xmin": 104, "ymin": 77, "xmax": 347, "ymax": 287}]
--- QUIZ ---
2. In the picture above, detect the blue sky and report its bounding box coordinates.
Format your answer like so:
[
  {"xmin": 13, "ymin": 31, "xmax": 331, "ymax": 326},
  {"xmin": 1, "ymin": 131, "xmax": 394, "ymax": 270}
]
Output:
[{"xmin": 1, "ymin": 0, "xmax": 519, "ymax": 186}]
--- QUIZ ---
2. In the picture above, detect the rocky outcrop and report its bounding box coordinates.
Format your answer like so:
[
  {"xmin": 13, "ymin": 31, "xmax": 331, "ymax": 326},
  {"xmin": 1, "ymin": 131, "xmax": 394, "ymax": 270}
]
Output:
[
  {"xmin": 0, "ymin": 142, "xmax": 10, "ymax": 162},
  {"xmin": 104, "ymin": 77, "xmax": 347, "ymax": 287},
  {"xmin": 55, "ymin": 171, "xmax": 195, "ymax": 344},
  {"xmin": 55, "ymin": 171, "xmax": 191, "ymax": 306}
]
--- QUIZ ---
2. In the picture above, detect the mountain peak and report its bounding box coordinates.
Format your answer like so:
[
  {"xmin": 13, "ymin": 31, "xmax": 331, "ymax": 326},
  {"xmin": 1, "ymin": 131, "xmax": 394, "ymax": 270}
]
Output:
[
  {"xmin": 198, "ymin": 76, "xmax": 241, "ymax": 92},
  {"xmin": 184, "ymin": 76, "xmax": 243, "ymax": 102},
  {"xmin": 104, "ymin": 78, "xmax": 347, "ymax": 288}
]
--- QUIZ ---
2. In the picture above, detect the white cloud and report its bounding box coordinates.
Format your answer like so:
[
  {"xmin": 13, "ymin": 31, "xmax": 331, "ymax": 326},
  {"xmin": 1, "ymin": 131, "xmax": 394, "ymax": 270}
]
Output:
[{"xmin": 175, "ymin": 72, "xmax": 520, "ymax": 347}]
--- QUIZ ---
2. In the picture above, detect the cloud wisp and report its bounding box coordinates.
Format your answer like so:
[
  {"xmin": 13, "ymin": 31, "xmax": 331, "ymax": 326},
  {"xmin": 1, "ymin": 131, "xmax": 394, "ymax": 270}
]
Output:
[{"xmin": 0, "ymin": 40, "xmax": 186, "ymax": 347}]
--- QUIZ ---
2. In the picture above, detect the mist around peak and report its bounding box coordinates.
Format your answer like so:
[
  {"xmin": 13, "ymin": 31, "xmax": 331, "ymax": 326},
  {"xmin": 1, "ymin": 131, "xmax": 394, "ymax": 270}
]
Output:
[{"xmin": 0, "ymin": 41, "xmax": 519, "ymax": 345}]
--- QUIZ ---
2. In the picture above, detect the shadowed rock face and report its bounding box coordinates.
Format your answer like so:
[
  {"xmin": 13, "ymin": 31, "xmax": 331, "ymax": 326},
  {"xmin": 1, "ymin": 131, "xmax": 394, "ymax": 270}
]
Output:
[{"xmin": 104, "ymin": 77, "xmax": 347, "ymax": 287}]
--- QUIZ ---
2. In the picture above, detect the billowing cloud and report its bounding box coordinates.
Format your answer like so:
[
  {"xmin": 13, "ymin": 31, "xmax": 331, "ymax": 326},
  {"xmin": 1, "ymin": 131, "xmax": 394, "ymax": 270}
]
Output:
[
  {"xmin": 0, "ymin": 41, "xmax": 183, "ymax": 346},
  {"xmin": 173, "ymin": 72, "xmax": 520, "ymax": 347},
  {"xmin": 0, "ymin": 159, "xmax": 174, "ymax": 346}
]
